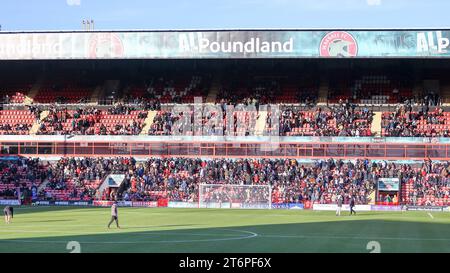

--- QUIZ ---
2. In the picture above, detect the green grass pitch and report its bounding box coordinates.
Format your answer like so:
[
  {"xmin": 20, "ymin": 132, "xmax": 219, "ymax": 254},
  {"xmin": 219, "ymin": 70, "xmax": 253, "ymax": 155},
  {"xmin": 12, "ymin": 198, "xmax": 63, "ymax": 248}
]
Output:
[{"xmin": 1, "ymin": 206, "xmax": 449, "ymax": 253}]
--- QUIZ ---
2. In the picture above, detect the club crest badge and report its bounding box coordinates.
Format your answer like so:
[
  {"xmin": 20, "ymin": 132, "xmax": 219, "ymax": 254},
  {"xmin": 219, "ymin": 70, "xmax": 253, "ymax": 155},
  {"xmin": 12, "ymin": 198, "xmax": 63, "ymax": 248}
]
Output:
[
  {"xmin": 319, "ymin": 31, "xmax": 358, "ymax": 57},
  {"xmin": 89, "ymin": 33, "xmax": 124, "ymax": 59}
]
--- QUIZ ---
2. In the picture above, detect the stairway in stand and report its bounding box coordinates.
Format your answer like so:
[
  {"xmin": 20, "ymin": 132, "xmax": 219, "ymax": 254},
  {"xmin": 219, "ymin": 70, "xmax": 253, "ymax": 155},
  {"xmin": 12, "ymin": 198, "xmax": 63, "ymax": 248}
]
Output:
[
  {"xmin": 139, "ymin": 110, "xmax": 158, "ymax": 135},
  {"xmin": 29, "ymin": 110, "xmax": 49, "ymax": 135},
  {"xmin": 371, "ymin": 112, "xmax": 382, "ymax": 136}
]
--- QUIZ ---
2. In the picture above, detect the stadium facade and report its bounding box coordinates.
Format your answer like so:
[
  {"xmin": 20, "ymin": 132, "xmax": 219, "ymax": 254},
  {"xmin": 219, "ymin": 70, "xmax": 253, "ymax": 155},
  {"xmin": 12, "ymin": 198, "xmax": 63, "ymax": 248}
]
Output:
[{"xmin": 1, "ymin": 28, "xmax": 450, "ymax": 59}]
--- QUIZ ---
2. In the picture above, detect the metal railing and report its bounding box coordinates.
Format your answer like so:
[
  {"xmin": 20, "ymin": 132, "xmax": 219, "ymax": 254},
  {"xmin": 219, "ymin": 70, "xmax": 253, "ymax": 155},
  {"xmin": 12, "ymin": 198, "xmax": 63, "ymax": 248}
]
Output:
[{"xmin": 1, "ymin": 139, "xmax": 449, "ymax": 160}]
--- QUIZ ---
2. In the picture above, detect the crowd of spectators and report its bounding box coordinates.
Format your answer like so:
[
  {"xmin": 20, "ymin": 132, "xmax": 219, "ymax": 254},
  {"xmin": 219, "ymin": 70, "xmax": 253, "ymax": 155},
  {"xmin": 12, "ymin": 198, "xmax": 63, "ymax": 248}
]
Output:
[
  {"xmin": 15, "ymin": 96, "xmax": 450, "ymax": 138},
  {"xmin": 44, "ymin": 157, "xmax": 135, "ymax": 200},
  {"xmin": 0, "ymin": 157, "xmax": 47, "ymax": 185},
  {"xmin": 216, "ymin": 78, "xmax": 280, "ymax": 107},
  {"xmin": 121, "ymin": 95, "xmax": 162, "ymax": 111},
  {"xmin": 107, "ymin": 103, "xmax": 138, "ymax": 115},
  {"xmin": 0, "ymin": 157, "xmax": 47, "ymax": 202},
  {"xmin": 28, "ymin": 105, "xmax": 42, "ymax": 121},
  {"xmin": 106, "ymin": 157, "xmax": 379, "ymax": 205},
  {"xmin": 0, "ymin": 156, "xmax": 449, "ymax": 206},
  {"xmin": 98, "ymin": 120, "xmax": 144, "ymax": 136},
  {"xmin": 383, "ymin": 103, "xmax": 449, "ymax": 137},
  {"xmin": 37, "ymin": 106, "xmax": 101, "ymax": 135},
  {"xmin": 296, "ymin": 91, "xmax": 317, "ymax": 108},
  {"xmin": 29, "ymin": 102, "xmax": 375, "ymax": 137},
  {"xmin": 278, "ymin": 101, "xmax": 374, "ymax": 136},
  {"xmin": 148, "ymin": 108, "xmax": 258, "ymax": 136},
  {"xmin": 406, "ymin": 158, "xmax": 450, "ymax": 206},
  {"xmin": 100, "ymin": 103, "xmax": 147, "ymax": 135},
  {"xmin": 0, "ymin": 123, "xmax": 31, "ymax": 135},
  {"xmin": 34, "ymin": 104, "xmax": 146, "ymax": 135},
  {"xmin": 148, "ymin": 111, "xmax": 182, "ymax": 135},
  {"xmin": 147, "ymin": 101, "xmax": 374, "ymax": 137}
]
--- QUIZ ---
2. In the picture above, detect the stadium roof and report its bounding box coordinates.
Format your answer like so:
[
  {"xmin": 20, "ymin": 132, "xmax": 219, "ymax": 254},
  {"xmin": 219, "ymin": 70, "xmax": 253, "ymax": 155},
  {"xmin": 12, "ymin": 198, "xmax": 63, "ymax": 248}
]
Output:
[
  {"xmin": 1, "ymin": 28, "xmax": 450, "ymax": 60},
  {"xmin": 2, "ymin": 27, "xmax": 450, "ymax": 34}
]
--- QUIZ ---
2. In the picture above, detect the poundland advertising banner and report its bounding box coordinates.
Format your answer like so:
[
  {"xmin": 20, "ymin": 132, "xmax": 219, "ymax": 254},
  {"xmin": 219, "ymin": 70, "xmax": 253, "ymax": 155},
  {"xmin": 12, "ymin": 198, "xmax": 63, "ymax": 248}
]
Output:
[{"xmin": 1, "ymin": 29, "xmax": 450, "ymax": 60}]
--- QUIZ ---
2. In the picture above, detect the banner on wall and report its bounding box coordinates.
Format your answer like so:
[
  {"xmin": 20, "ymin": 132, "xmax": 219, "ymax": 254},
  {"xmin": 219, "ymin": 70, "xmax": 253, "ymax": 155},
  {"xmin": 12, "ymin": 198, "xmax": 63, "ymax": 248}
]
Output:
[
  {"xmin": 1, "ymin": 29, "xmax": 450, "ymax": 60},
  {"xmin": 0, "ymin": 199, "xmax": 20, "ymax": 206},
  {"xmin": 370, "ymin": 205, "xmax": 402, "ymax": 211},
  {"xmin": 92, "ymin": 200, "xmax": 132, "ymax": 207},
  {"xmin": 312, "ymin": 204, "xmax": 372, "ymax": 211},
  {"xmin": 404, "ymin": 205, "xmax": 443, "ymax": 211},
  {"xmin": 132, "ymin": 201, "xmax": 158, "ymax": 207},
  {"xmin": 272, "ymin": 203, "xmax": 305, "ymax": 209},
  {"xmin": 32, "ymin": 200, "xmax": 92, "ymax": 206},
  {"xmin": 168, "ymin": 201, "xmax": 199, "ymax": 208},
  {"xmin": 33, "ymin": 200, "xmax": 158, "ymax": 207}
]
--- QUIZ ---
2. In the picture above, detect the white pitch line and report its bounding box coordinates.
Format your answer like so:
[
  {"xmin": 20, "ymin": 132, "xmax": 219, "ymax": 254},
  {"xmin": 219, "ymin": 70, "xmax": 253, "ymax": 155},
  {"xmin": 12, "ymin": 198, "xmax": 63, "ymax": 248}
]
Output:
[
  {"xmin": 427, "ymin": 212, "xmax": 434, "ymax": 219},
  {"xmin": 0, "ymin": 230, "xmax": 242, "ymax": 237},
  {"xmin": 258, "ymin": 233, "xmax": 450, "ymax": 241},
  {"xmin": 3, "ymin": 231, "xmax": 450, "ymax": 244},
  {"xmin": 0, "ymin": 229, "xmax": 259, "ymax": 244},
  {"xmin": 0, "ymin": 224, "xmax": 194, "ymax": 228}
]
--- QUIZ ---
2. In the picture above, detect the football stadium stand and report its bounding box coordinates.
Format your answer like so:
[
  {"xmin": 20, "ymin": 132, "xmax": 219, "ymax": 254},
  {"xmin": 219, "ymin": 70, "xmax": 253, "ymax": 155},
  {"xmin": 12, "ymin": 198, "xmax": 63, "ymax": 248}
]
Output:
[{"xmin": 1, "ymin": 29, "xmax": 450, "ymax": 208}]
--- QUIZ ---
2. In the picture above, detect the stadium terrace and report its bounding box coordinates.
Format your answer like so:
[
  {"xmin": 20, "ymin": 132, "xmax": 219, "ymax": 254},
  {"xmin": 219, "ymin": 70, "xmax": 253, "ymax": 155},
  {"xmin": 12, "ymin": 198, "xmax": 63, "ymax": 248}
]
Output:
[{"xmin": 2, "ymin": 28, "xmax": 450, "ymax": 254}]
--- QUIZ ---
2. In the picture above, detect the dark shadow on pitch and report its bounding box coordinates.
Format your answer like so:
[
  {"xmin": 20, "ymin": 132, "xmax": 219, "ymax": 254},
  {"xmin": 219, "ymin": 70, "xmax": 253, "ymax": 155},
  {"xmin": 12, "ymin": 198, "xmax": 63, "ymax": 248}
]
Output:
[
  {"xmin": 1, "ymin": 218, "xmax": 450, "ymax": 253},
  {"xmin": 27, "ymin": 219, "xmax": 74, "ymax": 223},
  {"xmin": 117, "ymin": 224, "xmax": 203, "ymax": 230}
]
